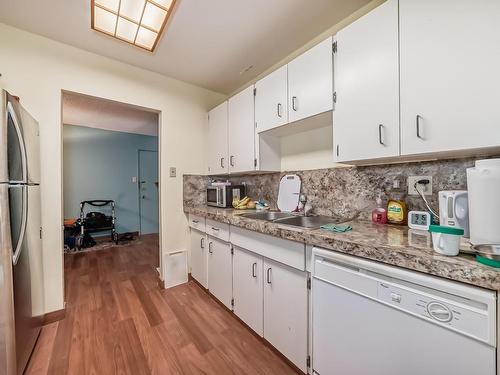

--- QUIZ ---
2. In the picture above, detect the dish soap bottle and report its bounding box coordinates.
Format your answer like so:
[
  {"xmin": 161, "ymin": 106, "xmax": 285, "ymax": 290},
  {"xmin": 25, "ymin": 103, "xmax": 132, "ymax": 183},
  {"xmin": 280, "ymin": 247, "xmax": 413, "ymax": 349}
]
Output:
[
  {"xmin": 372, "ymin": 197, "xmax": 387, "ymax": 224},
  {"xmin": 387, "ymin": 180, "xmax": 407, "ymax": 225}
]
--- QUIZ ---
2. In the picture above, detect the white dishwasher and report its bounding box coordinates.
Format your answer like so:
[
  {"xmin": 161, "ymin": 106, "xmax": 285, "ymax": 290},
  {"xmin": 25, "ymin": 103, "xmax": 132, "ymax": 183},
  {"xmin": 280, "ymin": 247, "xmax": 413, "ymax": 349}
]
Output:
[{"xmin": 312, "ymin": 247, "xmax": 497, "ymax": 375}]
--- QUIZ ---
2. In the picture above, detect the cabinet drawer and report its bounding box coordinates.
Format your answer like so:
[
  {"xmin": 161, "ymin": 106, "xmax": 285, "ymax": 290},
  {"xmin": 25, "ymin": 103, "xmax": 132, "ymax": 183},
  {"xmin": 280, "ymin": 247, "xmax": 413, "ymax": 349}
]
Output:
[
  {"xmin": 188, "ymin": 214, "xmax": 206, "ymax": 232},
  {"xmin": 230, "ymin": 226, "xmax": 306, "ymax": 271},
  {"xmin": 206, "ymin": 219, "xmax": 230, "ymax": 242}
]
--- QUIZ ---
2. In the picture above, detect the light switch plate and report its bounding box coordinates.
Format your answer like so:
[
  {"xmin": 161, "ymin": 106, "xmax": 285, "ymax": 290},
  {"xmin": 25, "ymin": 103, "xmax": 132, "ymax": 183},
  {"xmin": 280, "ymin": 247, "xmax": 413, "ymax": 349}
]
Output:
[
  {"xmin": 132, "ymin": 176, "xmax": 138, "ymax": 183},
  {"xmin": 169, "ymin": 167, "xmax": 176, "ymax": 178}
]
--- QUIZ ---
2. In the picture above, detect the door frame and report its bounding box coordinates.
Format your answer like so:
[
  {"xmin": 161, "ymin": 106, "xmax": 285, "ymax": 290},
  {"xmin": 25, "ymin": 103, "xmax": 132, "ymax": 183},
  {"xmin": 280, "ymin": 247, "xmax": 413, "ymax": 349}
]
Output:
[
  {"xmin": 60, "ymin": 90, "xmax": 162, "ymax": 299},
  {"xmin": 137, "ymin": 149, "xmax": 159, "ymax": 235}
]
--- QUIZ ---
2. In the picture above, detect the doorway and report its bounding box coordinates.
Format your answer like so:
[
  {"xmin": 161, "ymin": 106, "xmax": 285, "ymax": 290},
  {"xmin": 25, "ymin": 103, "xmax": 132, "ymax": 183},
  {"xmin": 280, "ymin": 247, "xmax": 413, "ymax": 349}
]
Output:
[
  {"xmin": 61, "ymin": 91, "xmax": 161, "ymax": 274},
  {"xmin": 138, "ymin": 150, "xmax": 159, "ymax": 235}
]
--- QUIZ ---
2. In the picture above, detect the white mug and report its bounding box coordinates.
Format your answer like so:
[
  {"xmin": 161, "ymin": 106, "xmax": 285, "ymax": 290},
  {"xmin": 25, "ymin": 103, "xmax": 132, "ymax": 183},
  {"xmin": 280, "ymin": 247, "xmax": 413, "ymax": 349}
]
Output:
[{"xmin": 432, "ymin": 232, "xmax": 460, "ymax": 256}]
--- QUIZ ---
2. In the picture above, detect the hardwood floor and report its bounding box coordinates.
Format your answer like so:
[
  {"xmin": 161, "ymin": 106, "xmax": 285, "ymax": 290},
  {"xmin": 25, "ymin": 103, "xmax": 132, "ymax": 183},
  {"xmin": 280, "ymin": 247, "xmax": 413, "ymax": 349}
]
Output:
[{"xmin": 26, "ymin": 234, "xmax": 296, "ymax": 375}]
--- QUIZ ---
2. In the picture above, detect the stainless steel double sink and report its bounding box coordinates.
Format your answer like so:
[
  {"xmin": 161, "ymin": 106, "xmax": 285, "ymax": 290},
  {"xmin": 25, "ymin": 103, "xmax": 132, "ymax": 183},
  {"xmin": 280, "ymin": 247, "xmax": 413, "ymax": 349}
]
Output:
[{"xmin": 239, "ymin": 211, "xmax": 339, "ymax": 229}]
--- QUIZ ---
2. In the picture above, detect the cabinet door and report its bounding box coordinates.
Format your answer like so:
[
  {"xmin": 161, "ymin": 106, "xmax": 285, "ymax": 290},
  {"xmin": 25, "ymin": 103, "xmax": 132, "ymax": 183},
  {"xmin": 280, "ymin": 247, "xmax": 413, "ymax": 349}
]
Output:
[
  {"xmin": 228, "ymin": 86, "xmax": 255, "ymax": 173},
  {"xmin": 207, "ymin": 237, "xmax": 232, "ymax": 309},
  {"xmin": 264, "ymin": 258, "xmax": 308, "ymax": 372},
  {"xmin": 190, "ymin": 229, "xmax": 207, "ymax": 288},
  {"xmin": 334, "ymin": 0, "xmax": 399, "ymax": 162},
  {"xmin": 288, "ymin": 37, "xmax": 333, "ymax": 123},
  {"xmin": 255, "ymin": 65, "xmax": 288, "ymax": 133},
  {"xmin": 400, "ymin": 0, "xmax": 500, "ymax": 156},
  {"xmin": 233, "ymin": 247, "xmax": 263, "ymax": 336},
  {"xmin": 207, "ymin": 101, "xmax": 228, "ymax": 174}
]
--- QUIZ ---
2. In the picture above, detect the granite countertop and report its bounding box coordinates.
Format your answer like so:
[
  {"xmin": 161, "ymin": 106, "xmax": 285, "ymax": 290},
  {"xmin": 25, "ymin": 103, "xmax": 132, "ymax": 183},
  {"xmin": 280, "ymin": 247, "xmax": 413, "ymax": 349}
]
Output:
[{"xmin": 184, "ymin": 205, "xmax": 500, "ymax": 291}]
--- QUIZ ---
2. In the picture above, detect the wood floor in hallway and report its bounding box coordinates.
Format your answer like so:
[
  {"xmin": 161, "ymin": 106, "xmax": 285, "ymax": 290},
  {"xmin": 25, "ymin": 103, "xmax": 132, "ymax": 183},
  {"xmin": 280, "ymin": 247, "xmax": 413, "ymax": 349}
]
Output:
[{"xmin": 25, "ymin": 234, "xmax": 296, "ymax": 375}]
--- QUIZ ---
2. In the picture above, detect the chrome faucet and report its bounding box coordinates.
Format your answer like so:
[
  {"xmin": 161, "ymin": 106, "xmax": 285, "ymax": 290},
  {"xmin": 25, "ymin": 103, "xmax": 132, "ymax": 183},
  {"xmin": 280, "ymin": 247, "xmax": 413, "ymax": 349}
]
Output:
[{"xmin": 299, "ymin": 194, "xmax": 313, "ymax": 216}]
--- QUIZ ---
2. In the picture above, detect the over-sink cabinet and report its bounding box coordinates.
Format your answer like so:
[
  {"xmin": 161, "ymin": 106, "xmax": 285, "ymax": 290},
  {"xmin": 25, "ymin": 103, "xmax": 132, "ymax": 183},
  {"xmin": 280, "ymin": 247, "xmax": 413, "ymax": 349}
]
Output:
[
  {"xmin": 188, "ymin": 214, "xmax": 310, "ymax": 373},
  {"xmin": 334, "ymin": 0, "xmax": 500, "ymax": 163},
  {"xmin": 207, "ymin": 36, "xmax": 334, "ymax": 175}
]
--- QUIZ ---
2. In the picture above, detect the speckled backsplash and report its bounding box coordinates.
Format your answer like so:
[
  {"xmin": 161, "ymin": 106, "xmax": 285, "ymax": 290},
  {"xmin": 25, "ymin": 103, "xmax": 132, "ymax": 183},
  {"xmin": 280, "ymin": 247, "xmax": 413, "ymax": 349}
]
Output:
[{"xmin": 184, "ymin": 156, "xmax": 497, "ymax": 220}]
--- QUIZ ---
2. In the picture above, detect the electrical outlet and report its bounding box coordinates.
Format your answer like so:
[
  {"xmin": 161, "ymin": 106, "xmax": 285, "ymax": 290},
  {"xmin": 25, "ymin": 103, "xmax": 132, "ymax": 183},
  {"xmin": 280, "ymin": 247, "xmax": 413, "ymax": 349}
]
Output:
[
  {"xmin": 169, "ymin": 167, "xmax": 176, "ymax": 178},
  {"xmin": 408, "ymin": 176, "xmax": 433, "ymax": 196}
]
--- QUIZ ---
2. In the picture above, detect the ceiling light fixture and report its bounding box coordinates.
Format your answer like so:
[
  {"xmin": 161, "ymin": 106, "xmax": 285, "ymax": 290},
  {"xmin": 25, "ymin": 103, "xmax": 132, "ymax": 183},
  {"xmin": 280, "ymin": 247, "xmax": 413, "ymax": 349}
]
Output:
[{"xmin": 91, "ymin": 0, "xmax": 176, "ymax": 52}]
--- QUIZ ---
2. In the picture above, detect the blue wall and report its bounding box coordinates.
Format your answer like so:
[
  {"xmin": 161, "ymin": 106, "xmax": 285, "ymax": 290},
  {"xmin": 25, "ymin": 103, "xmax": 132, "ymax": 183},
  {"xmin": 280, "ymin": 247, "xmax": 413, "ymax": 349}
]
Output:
[{"xmin": 63, "ymin": 125, "xmax": 158, "ymax": 234}]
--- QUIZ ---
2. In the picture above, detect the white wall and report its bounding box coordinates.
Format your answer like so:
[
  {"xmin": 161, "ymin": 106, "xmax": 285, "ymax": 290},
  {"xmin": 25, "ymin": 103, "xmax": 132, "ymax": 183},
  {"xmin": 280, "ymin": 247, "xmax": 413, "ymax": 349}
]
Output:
[{"xmin": 0, "ymin": 23, "xmax": 225, "ymax": 313}]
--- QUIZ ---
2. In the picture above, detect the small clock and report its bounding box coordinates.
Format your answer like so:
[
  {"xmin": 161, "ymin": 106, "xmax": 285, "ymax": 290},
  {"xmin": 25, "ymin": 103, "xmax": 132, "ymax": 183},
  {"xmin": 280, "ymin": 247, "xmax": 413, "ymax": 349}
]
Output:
[{"xmin": 408, "ymin": 211, "xmax": 431, "ymax": 231}]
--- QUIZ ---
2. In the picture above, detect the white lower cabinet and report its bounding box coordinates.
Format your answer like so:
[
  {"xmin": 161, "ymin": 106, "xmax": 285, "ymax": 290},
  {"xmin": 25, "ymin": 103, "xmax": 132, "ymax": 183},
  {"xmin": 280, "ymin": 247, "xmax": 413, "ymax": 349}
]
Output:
[
  {"xmin": 233, "ymin": 247, "xmax": 264, "ymax": 336},
  {"xmin": 264, "ymin": 258, "xmax": 309, "ymax": 373},
  {"xmin": 190, "ymin": 229, "xmax": 208, "ymax": 288},
  {"xmin": 207, "ymin": 236, "xmax": 233, "ymax": 309}
]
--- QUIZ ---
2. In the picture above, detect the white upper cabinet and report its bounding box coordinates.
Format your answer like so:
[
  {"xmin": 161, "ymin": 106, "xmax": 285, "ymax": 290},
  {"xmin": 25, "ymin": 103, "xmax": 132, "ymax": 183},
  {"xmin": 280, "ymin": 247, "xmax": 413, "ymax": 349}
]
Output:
[
  {"xmin": 255, "ymin": 65, "xmax": 288, "ymax": 133},
  {"xmin": 207, "ymin": 101, "xmax": 228, "ymax": 175},
  {"xmin": 288, "ymin": 37, "xmax": 333, "ymax": 123},
  {"xmin": 334, "ymin": 0, "xmax": 399, "ymax": 162},
  {"xmin": 228, "ymin": 86, "xmax": 256, "ymax": 173},
  {"xmin": 400, "ymin": 0, "xmax": 500, "ymax": 156}
]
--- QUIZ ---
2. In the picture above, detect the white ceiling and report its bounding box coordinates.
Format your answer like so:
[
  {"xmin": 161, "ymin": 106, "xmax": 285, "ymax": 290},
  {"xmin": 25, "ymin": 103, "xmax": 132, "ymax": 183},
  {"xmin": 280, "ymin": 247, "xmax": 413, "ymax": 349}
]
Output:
[
  {"xmin": 62, "ymin": 91, "xmax": 159, "ymax": 136},
  {"xmin": 0, "ymin": 0, "xmax": 371, "ymax": 94}
]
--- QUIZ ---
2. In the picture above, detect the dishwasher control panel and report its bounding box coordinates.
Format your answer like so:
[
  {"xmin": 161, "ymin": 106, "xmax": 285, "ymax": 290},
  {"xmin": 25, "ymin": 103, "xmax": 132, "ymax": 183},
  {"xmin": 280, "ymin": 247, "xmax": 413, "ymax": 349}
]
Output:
[{"xmin": 377, "ymin": 282, "xmax": 490, "ymax": 343}]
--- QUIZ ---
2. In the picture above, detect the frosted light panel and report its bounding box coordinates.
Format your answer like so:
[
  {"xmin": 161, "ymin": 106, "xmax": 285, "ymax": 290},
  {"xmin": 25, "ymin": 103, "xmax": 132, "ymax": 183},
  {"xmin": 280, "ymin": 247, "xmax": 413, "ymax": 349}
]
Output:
[
  {"xmin": 117, "ymin": 17, "xmax": 138, "ymax": 42},
  {"xmin": 142, "ymin": 3, "xmax": 167, "ymax": 31},
  {"xmin": 152, "ymin": 0, "xmax": 173, "ymax": 9},
  {"xmin": 94, "ymin": 7, "xmax": 117, "ymax": 34},
  {"xmin": 136, "ymin": 27, "xmax": 157, "ymax": 49},
  {"xmin": 120, "ymin": 0, "xmax": 146, "ymax": 22},
  {"xmin": 91, "ymin": 0, "xmax": 175, "ymax": 51},
  {"xmin": 95, "ymin": 0, "xmax": 120, "ymax": 12}
]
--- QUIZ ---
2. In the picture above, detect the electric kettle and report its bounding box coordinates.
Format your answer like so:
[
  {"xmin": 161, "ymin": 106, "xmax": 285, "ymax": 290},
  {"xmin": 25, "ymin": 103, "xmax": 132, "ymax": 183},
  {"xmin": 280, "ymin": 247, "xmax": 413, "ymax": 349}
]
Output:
[{"xmin": 438, "ymin": 190, "xmax": 470, "ymax": 238}]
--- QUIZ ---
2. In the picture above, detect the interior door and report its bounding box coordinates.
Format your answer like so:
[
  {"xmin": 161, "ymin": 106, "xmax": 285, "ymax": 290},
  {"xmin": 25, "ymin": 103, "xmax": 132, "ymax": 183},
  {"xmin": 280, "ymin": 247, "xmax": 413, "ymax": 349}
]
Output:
[
  {"xmin": 138, "ymin": 150, "xmax": 159, "ymax": 235},
  {"xmin": 233, "ymin": 247, "xmax": 263, "ymax": 336},
  {"xmin": 400, "ymin": 0, "xmax": 500, "ymax": 155},
  {"xmin": 228, "ymin": 86, "xmax": 255, "ymax": 173},
  {"xmin": 288, "ymin": 37, "xmax": 333, "ymax": 123},
  {"xmin": 255, "ymin": 65, "xmax": 288, "ymax": 133},
  {"xmin": 190, "ymin": 229, "xmax": 207, "ymax": 288},
  {"xmin": 264, "ymin": 258, "xmax": 308, "ymax": 373},
  {"xmin": 207, "ymin": 237, "xmax": 232, "ymax": 309},
  {"xmin": 207, "ymin": 102, "xmax": 228, "ymax": 175},
  {"xmin": 334, "ymin": 0, "xmax": 399, "ymax": 162}
]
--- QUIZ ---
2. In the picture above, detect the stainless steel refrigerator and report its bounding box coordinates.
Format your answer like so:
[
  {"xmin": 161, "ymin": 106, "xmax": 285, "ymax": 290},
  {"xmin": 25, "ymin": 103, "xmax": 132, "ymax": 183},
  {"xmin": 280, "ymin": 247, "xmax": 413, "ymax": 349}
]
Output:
[{"xmin": 0, "ymin": 90, "xmax": 44, "ymax": 375}]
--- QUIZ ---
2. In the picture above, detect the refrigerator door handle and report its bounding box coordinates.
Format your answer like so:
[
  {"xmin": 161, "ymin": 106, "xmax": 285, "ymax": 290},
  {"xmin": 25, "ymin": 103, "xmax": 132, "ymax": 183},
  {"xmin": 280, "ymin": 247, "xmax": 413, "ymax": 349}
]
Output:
[
  {"xmin": 7, "ymin": 102, "xmax": 28, "ymax": 183},
  {"xmin": 11, "ymin": 185, "xmax": 28, "ymax": 266}
]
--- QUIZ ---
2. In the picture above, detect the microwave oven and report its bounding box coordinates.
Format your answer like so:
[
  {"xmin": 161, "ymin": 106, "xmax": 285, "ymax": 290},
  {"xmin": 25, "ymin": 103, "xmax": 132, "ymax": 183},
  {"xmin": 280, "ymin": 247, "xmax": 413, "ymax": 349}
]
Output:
[{"xmin": 207, "ymin": 185, "xmax": 245, "ymax": 208}]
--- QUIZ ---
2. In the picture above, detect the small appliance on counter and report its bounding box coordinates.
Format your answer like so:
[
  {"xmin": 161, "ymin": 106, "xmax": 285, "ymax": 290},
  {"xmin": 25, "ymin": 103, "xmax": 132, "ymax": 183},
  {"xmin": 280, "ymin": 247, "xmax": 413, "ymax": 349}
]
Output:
[
  {"xmin": 206, "ymin": 183, "xmax": 245, "ymax": 208},
  {"xmin": 438, "ymin": 190, "xmax": 470, "ymax": 238},
  {"xmin": 467, "ymin": 159, "xmax": 500, "ymax": 245}
]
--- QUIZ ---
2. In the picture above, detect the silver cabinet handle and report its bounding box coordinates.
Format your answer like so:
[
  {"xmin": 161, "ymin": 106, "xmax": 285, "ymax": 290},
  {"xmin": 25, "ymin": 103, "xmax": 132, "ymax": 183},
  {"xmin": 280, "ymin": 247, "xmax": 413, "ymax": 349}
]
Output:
[
  {"xmin": 291, "ymin": 96, "xmax": 298, "ymax": 111},
  {"xmin": 200, "ymin": 237, "xmax": 205, "ymax": 249},
  {"xmin": 378, "ymin": 124, "xmax": 385, "ymax": 145},
  {"xmin": 220, "ymin": 157, "xmax": 225, "ymax": 168},
  {"xmin": 230, "ymin": 155, "xmax": 235, "ymax": 167},
  {"xmin": 336, "ymin": 144, "xmax": 340, "ymax": 157},
  {"xmin": 192, "ymin": 219, "xmax": 199, "ymax": 224},
  {"xmin": 266, "ymin": 267, "xmax": 272, "ymax": 284},
  {"xmin": 277, "ymin": 103, "xmax": 282, "ymax": 118},
  {"xmin": 252, "ymin": 262, "xmax": 257, "ymax": 278},
  {"xmin": 416, "ymin": 114, "xmax": 423, "ymax": 139},
  {"xmin": 211, "ymin": 227, "xmax": 220, "ymax": 231},
  {"xmin": 208, "ymin": 242, "xmax": 213, "ymax": 254}
]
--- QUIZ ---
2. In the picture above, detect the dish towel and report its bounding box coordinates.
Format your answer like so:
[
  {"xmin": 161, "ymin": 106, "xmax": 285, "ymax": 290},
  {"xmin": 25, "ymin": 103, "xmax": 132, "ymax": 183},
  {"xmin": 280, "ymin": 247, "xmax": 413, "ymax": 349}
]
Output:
[{"xmin": 320, "ymin": 223, "xmax": 353, "ymax": 233}]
